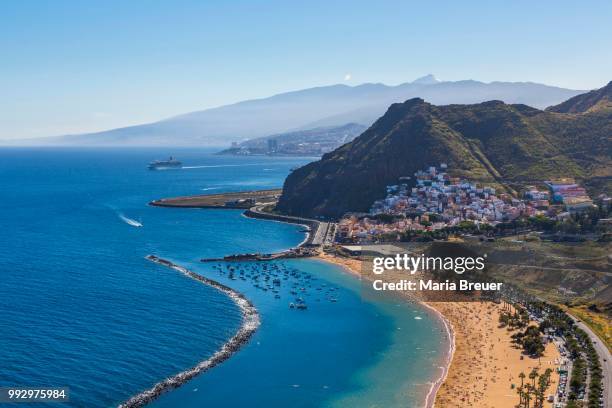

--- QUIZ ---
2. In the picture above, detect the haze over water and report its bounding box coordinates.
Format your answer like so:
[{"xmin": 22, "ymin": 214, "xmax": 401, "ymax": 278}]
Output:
[{"xmin": 0, "ymin": 148, "xmax": 447, "ymax": 407}]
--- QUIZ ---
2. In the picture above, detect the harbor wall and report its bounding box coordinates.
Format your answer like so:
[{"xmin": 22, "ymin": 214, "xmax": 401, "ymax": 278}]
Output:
[{"xmin": 243, "ymin": 207, "xmax": 321, "ymax": 246}]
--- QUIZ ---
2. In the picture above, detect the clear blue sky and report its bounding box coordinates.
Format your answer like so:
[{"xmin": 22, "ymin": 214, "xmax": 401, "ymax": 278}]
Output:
[{"xmin": 1, "ymin": 0, "xmax": 611, "ymax": 139}]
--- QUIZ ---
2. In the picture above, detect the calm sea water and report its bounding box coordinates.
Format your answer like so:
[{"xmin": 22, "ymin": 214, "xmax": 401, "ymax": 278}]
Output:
[{"xmin": 0, "ymin": 148, "xmax": 448, "ymax": 407}]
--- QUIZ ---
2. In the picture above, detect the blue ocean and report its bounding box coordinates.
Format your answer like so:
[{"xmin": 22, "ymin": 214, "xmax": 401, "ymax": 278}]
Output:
[{"xmin": 0, "ymin": 148, "xmax": 448, "ymax": 407}]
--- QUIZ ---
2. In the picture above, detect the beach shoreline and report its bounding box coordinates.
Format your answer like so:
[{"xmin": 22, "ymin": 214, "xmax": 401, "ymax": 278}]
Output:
[
  {"xmin": 421, "ymin": 302, "xmax": 455, "ymax": 408},
  {"xmin": 316, "ymin": 253, "xmax": 454, "ymax": 408},
  {"xmin": 315, "ymin": 252, "xmax": 562, "ymax": 408}
]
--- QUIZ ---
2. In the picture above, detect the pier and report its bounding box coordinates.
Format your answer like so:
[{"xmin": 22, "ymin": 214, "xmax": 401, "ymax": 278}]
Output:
[
  {"xmin": 149, "ymin": 189, "xmax": 281, "ymax": 209},
  {"xmin": 149, "ymin": 189, "xmax": 332, "ymax": 247},
  {"xmin": 200, "ymin": 247, "xmax": 319, "ymax": 263},
  {"xmin": 151, "ymin": 189, "xmax": 338, "ymax": 262}
]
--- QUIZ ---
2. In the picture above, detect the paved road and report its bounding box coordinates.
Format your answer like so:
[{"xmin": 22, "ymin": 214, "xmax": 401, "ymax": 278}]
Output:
[
  {"xmin": 568, "ymin": 313, "xmax": 611, "ymax": 407},
  {"xmin": 311, "ymin": 221, "xmax": 328, "ymax": 246}
]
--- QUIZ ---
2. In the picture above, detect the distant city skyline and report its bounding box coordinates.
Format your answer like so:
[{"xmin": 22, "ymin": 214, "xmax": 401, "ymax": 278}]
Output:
[{"xmin": 1, "ymin": 0, "xmax": 611, "ymax": 140}]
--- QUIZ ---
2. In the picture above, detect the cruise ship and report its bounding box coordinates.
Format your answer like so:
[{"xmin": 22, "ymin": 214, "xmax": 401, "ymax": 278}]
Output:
[{"xmin": 147, "ymin": 157, "xmax": 182, "ymax": 170}]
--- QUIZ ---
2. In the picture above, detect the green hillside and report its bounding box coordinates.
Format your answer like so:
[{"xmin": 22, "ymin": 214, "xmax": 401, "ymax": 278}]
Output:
[
  {"xmin": 277, "ymin": 87, "xmax": 612, "ymax": 219},
  {"xmin": 547, "ymin": 81, "xmax": 612, "ymax": 113}
]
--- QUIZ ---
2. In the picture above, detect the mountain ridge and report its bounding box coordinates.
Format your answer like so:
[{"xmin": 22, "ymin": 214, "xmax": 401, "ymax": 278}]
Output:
[
  {"xmin": 6, "ymin": 78, "xmax": 585, "ymax": 147},
  {"xmin": 546, "ymin": 81, "xmax": 612, "ymax": 113},
  {"xmin": 276, "ymin": 84, "xmax": 612, "ymax": 219}
]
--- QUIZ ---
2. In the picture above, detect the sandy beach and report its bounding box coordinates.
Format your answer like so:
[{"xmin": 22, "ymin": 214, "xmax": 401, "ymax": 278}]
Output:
[
  {"xmin": 317, "ymin": 252, "xmax": 562, "ymax": 408},
  {"xmin": 431, "ymin": 302, "xmax": 560, "ymax": 408}
]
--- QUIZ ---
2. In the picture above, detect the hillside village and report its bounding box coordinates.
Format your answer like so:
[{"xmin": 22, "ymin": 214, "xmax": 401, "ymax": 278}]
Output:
[{"xmin": 337, "ymin": 164, "xmax": 610, "ymax": 242}]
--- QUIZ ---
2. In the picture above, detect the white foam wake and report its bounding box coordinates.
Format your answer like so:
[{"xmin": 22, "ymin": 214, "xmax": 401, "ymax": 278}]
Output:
[
  {"xmin": 182, "ymin": 163, "xmax": 265, "ymax": 169},
  {"xmin": 119, "ymin": 214, "xmax": 143, "ymax": 227}
]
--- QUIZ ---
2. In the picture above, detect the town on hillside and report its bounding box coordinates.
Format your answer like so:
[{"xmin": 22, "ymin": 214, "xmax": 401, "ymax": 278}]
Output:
[{"xmin": 337, "ymin": 164, "xmax": 611, "ymax": 243}]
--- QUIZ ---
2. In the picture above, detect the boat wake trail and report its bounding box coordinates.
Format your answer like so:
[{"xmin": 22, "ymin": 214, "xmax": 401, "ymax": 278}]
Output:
[
  {"xmin": 181, "ymin": 163, "xmax": 265, "ymax": 169},
  {"xmin": 118, "ymin": 255, "xmax": 260, "ymax": 408},
  {"xmin": 118, "ymin": 214, "xmax": 143, "ymax": 228}
]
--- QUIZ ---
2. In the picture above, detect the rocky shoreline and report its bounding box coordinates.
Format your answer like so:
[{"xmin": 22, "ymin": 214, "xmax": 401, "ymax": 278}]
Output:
[{"xmin": 117, "ymin": 255, "xmax": 260, "ymax": 408}]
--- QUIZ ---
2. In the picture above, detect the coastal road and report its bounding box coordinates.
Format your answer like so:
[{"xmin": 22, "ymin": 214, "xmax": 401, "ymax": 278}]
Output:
[
  {"xmin": 311, "ymin": 221, "xmax": 329, "ymax": 246},
  {"xmin": 568, "ymin": 313, "xmax": 611, "ymax": 407},
  {"xmin": 247, "ymin": 205, "xmax": 322, "ymax": 246}
]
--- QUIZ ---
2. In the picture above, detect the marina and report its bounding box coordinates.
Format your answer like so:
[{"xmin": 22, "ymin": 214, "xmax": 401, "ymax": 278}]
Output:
[{"xmin": 205, "ymin": 259, "xmax": 342, "ymax": 311}]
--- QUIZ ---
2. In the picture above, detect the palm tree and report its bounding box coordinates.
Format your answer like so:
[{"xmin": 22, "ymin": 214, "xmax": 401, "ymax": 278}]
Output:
[
  {"xmin": 529, "ymin": 368, "xmax": 538, "ymax": 389},
  {"xmin": 524, "ymin": 384, "xmax": 532, "ymax": 408},
  {"xmin": 517, "ymin": 385, "xmax": 524, "ymax": 406},
  {"xmin": 534, "ymin": 388, "xmax": 543, "ymax": 408},
  {"xmin": 544, "ymin": 368, "xmax": 552, "ymax": 386}
]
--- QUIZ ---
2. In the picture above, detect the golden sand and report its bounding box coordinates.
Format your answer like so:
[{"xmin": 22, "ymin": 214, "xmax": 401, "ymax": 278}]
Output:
[
  {"xmin": 316, "ymin": 253, "xmax": 561, "ymax": 408},
  {"xmin": 431, "ymin": 302, "xmax": 560, "ymax": 408}
]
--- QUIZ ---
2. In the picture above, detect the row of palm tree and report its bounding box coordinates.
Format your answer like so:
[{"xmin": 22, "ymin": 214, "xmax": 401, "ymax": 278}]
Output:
[
  {"xmin": 516, "ymin": 367, "xmax": 553, "ymax": 408},
  {"xmin": 530, "ymin": 301, "xmax": 603, "ymax": 407},
  {"xmin": 499, "ymin": 301, "xmax": 530, "ymax": 330}
]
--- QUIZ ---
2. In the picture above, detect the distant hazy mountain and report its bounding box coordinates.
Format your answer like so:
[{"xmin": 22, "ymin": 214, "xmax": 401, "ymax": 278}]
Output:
[
  {"xmin": 12, "ymin": 76, "xmax": 585, "ymax": 147},
  {"xmin": 278, "ymin": 83, "xmax": 612, "ymax": 218},
  {"xmin": 412, "ymin": 74, "xmax": 441, "ymax": 85},
  {"xmin": 218, "ymin": 123, "xmax": 367, "ymax": 156}
]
